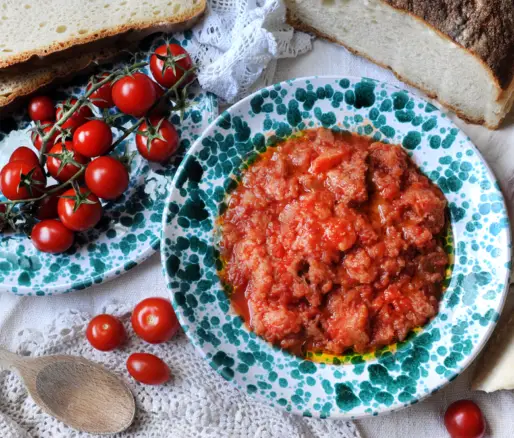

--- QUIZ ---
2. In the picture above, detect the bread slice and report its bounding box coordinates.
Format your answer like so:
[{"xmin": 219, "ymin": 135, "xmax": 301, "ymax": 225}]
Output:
[
  {"xmin": 285, "ymin": 0, "xmax": 514, "ymax": 129},
  {"xmin": 0, "ymin": 0, "xmax": 205, "ymax": 69}
]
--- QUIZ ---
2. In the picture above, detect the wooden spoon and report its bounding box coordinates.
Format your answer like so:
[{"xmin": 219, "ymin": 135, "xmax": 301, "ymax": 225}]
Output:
[{"xmin": 0, "ymin": 348, "xmax": 135, "ymax": 435}]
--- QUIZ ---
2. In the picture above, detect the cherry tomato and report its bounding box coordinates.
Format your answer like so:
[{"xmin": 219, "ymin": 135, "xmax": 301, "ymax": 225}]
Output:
[
  {"xmin": 36, "ymin": 185, "xmax": 66, "ymax": 220},
  {"xmin": 136, "ymin": 116, "xmax": 179, "ymax": 163},
  {"xmin": 47, "ymin": 142, "xmax": 89, "ymax": 182},
  {"xmin": 150, "ymin": 44, "xmax": 195, "ymax": 88},
  {"xmin": 87, "ymin": 73, "xmax": 114, "ymax": 109},
  {"xmin": 86, "ymin": 314, "xmax": 126, "ymax": 351},
  {"xmin": 28, "ymin": 96, "xmax": 55, "ymax": 122},
  {"xmin": 112, "ymin": 72, "xmax": 156, "ymax": 117},
  {"xmin": 0, "ymin": 161, "xmax": 46, "ymax": 200},
  {"xmin": 126, "ymin": 353, "xmax": 170, "ymax": 385},
  {"xmin": 56, "ymin": 98, "xmax": 93, "ymax": 132},
  {"xmin": 73, "ymin": 120, "xmax": 113, "ymax": 157},
  {"xmin": 57, "ymin": 187, "xmax": 102, "ymax": 231},
  {"xmin": 85, "ymin": 156, "xmax": 129, "ymax": 200},
  {"xmin": 131, "ymin": 297, "xmax": 180, "ymax": 344},
  {"xmin": 9, "ymin": 147, "xmax": 39, "ymax": 167},
  {"xmin": 31, "ymin": 219, "xmax": 74, "ymax": 254},
  {"xmin": 31, "ymin": 122, "xmax": 58, "ymax": 151},
  {"xmin": 444, "ymin": 400, "xmax": 486, "ymax": 438}
]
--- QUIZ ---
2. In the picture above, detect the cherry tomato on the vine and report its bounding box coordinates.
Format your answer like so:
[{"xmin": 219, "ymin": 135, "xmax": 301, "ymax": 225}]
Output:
[
  {"xmin": 150, "ymin": 44, "xmax": 194, "ymax": 88},
  {"xmin": 135, "ymin": 116, "xmax": 179, "ymax": 163},
  {"xmin": 9, "ymin": 147, "xmax": 39, "ymax": 167},
  {"xmin": 47, "ymin": 142, "xmax": 89, "ymax": 182},
  {"xmin": 73, "ymin": 120, "xmax": 113, "ymax": 157},
  {"xmin": 444, "ymin": 400, "xmax": 486, "ymax": 438},
  {"xmin": 112, "ymin": 72, "xmax": 156, "ymax": 117},
  {"xmin": 31, "ymin": 219, "xmax": 74, "ymax": 254},
  {"xmin": 131, "ymin": 297, "xmax": 180, "ymax": 344},
  {"xmin": 0, "ymin": 161, "xmax": 46, "ymax": 200},
  {"xmin": 126, "ymin": 353, "xmax": 170, "ymax": 385},
  {"xmin": 28, "ymin": 96, "xmax": 55, "ymax": 122},
  {"xmin": 87, "ymin": 73, "xmax": 115, "ymax": 109},
  {"xmin": 86, "ymin": 314, "xmax": 126, "ymax": 351},
  {"xmin": 31, "ymin": 122, "xmax": 58, "ymax": 151},
  {"xmin": 85, "ymin": 156, "xmax": 129, "ymax": 200},
  {"xmin": 57, "ymin": 187, "xmax": 102, "ymax": 231},
  {"xmin": 56, "ymin": 98, "xmax": 93, "ymax": 133},
  {"xmin": 36, "ymin": 185, "xmax": 66, "ymax": 220}
]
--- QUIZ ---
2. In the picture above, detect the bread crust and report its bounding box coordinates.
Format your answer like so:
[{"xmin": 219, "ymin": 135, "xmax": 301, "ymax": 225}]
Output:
[
  {"xmin": 0, "ymin": 1, "xmax": 206, "ymax": 69},
  {"xmin": 286, "ymin": 8, "xmax": 514, "ymax": 129},
  {"xmin": 383, "ymin": 0, "xmax": 514, "ymax": 90}
]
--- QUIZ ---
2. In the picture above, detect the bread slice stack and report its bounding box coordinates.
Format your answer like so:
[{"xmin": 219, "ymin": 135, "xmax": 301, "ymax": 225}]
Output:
[
  {"xmin": 0, "ymin": 0, "xmax": 206, "ymax": 111},
  {"xmin": 286, "ymin": 0, "xmax": 514, "ymax": 129}
]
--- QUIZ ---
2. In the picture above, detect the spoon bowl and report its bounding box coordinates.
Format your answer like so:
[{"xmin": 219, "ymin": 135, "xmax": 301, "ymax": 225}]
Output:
[{"xmin": 0, "ymin": 348, "xmax": 135, "ymax": 435}]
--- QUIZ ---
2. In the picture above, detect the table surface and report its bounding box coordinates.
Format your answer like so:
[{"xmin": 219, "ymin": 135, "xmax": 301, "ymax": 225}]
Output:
[{"xmin": 1, "ymin": 38, "xmax": 513, "ymax": 438}]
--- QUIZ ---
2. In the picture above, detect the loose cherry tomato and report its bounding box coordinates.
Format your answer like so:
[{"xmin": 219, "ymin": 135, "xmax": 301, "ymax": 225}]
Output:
[
  {"xmin": 56, "ymin": 98, "xmax": 93, "ymax": 132},
  {"xmin": 150, "ymin": 44, "xmax": 195, "ymax": 88},
  {"xmin": 31, "ymin": 122, "xmax": 58, "ymax": 151},
  {"xmin": 87, "ymin": 73, "xmax": 114, "ymax": 109},
  {"xmin": 85, "ymin": 156, "xmax": 129, "ymax": 200},
  {"xmin": 9, "ymin": 146, "xmax": 39, "ymax": 166},
  {"xmin": 0, "ymin": 161, "xmax": 46, "ymax": 200},
  {"xmin": 444, "ymin": 400, "xmax": 486, "ymax": 438},
  {"xmin": 136, "ymin": 116, "xmax": 179, "ymax": 163},
  {"xmin": 57, "ymin": 187, "xmax": 102, "ymax": 231},
  {"xmin": 73, "ymin": 120, "xmax": 113, "ymax": 157},
  {"xmin": 31, "ymin": 219, "xmax": 74, "ymax": 254},
  {"xmin": 47, "ymin": 142, "xmax": 89, "ymax": 182},
  {"xmin": 86, "ymin": 314, "xmax": 126, "ymax": 351},
  {"xmin": 126, "ymin": 353, "xmax": 170, "ymax": 385},
  {"xmin": 131, "ymin": 297, "xmax": 180, "ymax": 344},
  {"xmin": 36, "ymin": 185, "xmax": 66, "ymax": 220},
  {"xmin": 112, "ymin": 72, "xmax": 156, "ymax": 117},
  {"xmin": 28, "ymin": 96, "xmax": 55, "ymax": 122}
]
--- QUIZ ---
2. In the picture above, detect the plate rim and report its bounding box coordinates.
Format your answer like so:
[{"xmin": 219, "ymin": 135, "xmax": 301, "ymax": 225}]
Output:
[{"xmin": 161, "ymin": 75, "xmax": 512, "ymax": 419}]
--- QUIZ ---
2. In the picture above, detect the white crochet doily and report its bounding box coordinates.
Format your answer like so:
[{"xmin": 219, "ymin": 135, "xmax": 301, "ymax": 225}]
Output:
[
  {"xmin": 0, "ymin": 304, "xmax": 361, "ymax": 438},
  {"xmin": 187, "ymin": 0, "xmax": 313, "ymax": 102}
]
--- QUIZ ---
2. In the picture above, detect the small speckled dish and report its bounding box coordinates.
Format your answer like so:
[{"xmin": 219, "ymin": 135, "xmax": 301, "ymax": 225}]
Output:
[
  {"xmin": 0, "ymin": 34, "xmax": 217, "ymax": 296},
  {"xmin": 161, "ymin": 76, "xmax": 511, "ymax": 419}
]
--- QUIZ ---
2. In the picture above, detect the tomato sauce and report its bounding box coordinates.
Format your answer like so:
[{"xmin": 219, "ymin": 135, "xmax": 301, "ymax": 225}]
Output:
[{"xmin": 218, "ymin": 128, "xmax": 448, "ymax": 356}]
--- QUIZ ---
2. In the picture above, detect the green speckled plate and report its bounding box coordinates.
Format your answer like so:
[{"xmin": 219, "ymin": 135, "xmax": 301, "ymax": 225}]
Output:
[
  {"xmin": 0, "ymin": 33, "xmax": 217, "ymax": 296},
  {"xmin": 161, "ymin": 76, "xmax": 511, "ymax": 418}
]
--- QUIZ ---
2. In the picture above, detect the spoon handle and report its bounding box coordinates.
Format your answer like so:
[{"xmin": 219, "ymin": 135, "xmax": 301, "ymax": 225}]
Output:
[{"xmin": 0, "ymin": 347, "xmax": 22, "ymax": 370}]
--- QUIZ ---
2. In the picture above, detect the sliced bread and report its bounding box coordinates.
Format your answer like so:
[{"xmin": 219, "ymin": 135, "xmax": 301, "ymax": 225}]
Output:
[{"xmin": 285, "ymin": 0, "xmax": 514, "ymax": 129}]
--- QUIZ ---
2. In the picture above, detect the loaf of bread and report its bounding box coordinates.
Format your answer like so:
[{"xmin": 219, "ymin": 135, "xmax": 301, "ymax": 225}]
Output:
[
  {"xmin": 0, "ymin": 0, "xmax": 206, "ymax": 109},
  {"xmin": 286, "ymin": 0, "xmax": 514, "ymax": 129}
]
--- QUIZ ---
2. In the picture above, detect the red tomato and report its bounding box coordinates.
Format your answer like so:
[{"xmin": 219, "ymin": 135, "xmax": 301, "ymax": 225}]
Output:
[
  {"xmin": 31, "ymin": 122, "xmax": 58, "ymax": 151},
  {"xmin": 31, "ymin": 219, "xmax": 74, "ymax": 254},
  {"xmin": 444, "ymin": 400, "xmax": 486, "ymax": 438},
  {"xmin": 57, "ymin": 187, "xmax": 102, "ymax": 231},
  {"xmin": 149, "ymin": 44, "xmax": 195, "ymax": 88},
  {"xmin": 126, "ymin": 353, "xmax": 170, "ymax": 385},
  {"xmin": 0, "ymin": 161, "xmax": 46, "ymax": 200},
  {"xmin": 85, "ymin": 156, "xmax": 129, "ymax": 200},
  {"xmin": 36, "ymin": 185, "xmax": 65, "ymax": 220},
  {"xmin": 73, "ymin": 120, "xmax": 113, "ymax": 157},
  {"xmin": 131, "ymin": 297, "xmax": 180, "ymax": 344},
  {"xmin": 56, "ymin": 98, "xmax": 93, "ymax": 132},
  {"xmin": 47, "ymin": 142, "xmax": 89, "ymax": 182},
  {"xmin": 87, "ymin": 73, "xmax": 114, "ymax": 109},
  {"xmin": 136, "ymin": 116, "xmax": 179, "ymax": 163},
  {"xmin": 28, "ymin": 96, "xmax": 55, "ymax": 122},
  {"xmin": 86, "ymin": 314, "xmax": 126, "ymax": 351},
  {"xmin": 112, "ymin": 72, "xmax": 156, "ymax": 117},
  {"xmin": 9, "ymin": 147, "xmax": 39, "ymax": 167}
]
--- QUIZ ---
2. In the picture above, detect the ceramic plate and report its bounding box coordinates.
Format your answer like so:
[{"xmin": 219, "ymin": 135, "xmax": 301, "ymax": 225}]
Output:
[
  {"xmin": 0, "ymin": 34, "xmax": 217, "ymax": 295},
  {"xmin": 161, "ymin": 76, "xmax": 511, "ymax": 419}
]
